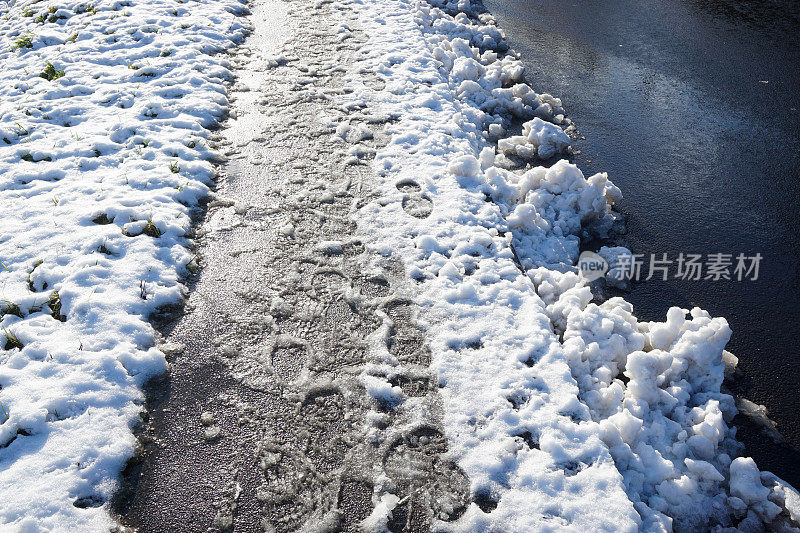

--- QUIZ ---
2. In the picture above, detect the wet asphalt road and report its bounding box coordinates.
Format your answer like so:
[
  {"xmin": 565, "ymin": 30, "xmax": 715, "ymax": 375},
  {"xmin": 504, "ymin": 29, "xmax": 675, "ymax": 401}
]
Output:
[{"xmin": 481, "ymin": 0, "xmax": 800, "ymax": 486}]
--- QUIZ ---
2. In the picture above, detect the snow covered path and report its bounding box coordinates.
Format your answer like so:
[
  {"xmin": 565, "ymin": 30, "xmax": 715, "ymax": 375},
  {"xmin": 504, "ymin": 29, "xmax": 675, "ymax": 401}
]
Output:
[
  {"xmin": 1, "ymin": 0, "xmax": 799, "ymax": 528},
  {"xmin": 342, "ymin": 0, "xmax": 800, "ymax": 531},
  {"xmin": 119, "ymin": 0, "xmax": 471, "ymax": 531}
]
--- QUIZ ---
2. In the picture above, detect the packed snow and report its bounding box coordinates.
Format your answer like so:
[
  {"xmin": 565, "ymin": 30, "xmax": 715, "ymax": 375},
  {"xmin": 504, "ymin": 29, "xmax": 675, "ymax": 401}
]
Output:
[{"xmin": 0, "ymin": 0, "xmax": 246, "ymax": 528}]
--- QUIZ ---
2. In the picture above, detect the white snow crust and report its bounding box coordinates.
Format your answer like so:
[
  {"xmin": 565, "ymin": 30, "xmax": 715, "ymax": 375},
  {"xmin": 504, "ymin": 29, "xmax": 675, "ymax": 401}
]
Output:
[{"xmin": 0, "ymin": 0, "xmax": 246, "ymax": 528}]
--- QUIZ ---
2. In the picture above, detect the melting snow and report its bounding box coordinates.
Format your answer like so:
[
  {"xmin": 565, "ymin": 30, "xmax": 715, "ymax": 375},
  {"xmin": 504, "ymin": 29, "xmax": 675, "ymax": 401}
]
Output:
[
  {"xmin": 0, "ymin": 0, "xmax": 797, "ymax": 528},
  {"xmin": 345, "ymin": 0, "xmax": 800, "ymax": 530}
]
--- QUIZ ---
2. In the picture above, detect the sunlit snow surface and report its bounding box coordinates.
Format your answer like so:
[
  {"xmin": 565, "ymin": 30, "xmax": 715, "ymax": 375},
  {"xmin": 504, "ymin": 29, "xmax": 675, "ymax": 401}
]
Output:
[
  {"xmin": 0, "ymin": 0, "xmax": 798, "ymax": 529},
  {"xmin": 0, "ymin": 0, "xmax": 245, "ymax": 528}
]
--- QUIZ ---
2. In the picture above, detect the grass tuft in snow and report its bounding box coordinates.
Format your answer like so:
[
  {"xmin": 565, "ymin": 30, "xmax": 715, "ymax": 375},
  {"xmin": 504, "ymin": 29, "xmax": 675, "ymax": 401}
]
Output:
[
  {"xmin": 26, "ymin": 260, "xmax": 43, "ymax": 292},
  {"xmin": 39, "ymin": 61, "xmax": 64, "ymax": 81},
  {"xmin": 1, "ymin": 300, "xmax": 22, "ymax": 318},
  {"xmin": 125, "ymin": 220, "xmax": 162, "ymax": 238},
  {"xmin": 2, "ymin": 329, "xmax": 23, "ymax": 350},
  {"xmin": 139, "ymin": 266, "xmax": 152, "ymax": 300},
  {"xmin": 11, "ymin": 34, "xmax": 33, "ymax": 50},
  {"xmin": 48, "ymin": 291, "xmax": 65, "ymax": 322},
  {"xmin": 77, "ymin": 4, "xmax": 97, "ymax": 15},
  {"xmin": 34, "ymin": 6, "xmax": 68, "ymax": 24},
  {"xmin": 142, "ymin": 220, "xmax": 162, "ymax": 237},
  {"xmin": 21, "ymin": 151, "xmax": 52, "ymax": 162},
  {"xmin": 14, "ymin": 122, "xmax": 29, "ymax": 137}
]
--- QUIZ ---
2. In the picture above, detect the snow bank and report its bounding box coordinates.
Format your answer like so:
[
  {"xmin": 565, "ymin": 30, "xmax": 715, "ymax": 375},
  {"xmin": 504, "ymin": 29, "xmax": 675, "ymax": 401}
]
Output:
[
  {"xmin": 0, "ymin": 0, "xmax": 246, "ymax": 528},
  {"xmin": 346, "ymin": 0, "xmax": 800, "ymax": 530}
]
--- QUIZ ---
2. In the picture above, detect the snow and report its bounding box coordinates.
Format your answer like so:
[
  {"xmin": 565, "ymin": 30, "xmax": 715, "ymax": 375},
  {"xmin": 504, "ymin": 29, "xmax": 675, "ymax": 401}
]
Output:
[
  {"xmin": 361, "ymin": 493, "xmax": 401, "ymax": 531},
  {"xmin": 344, "ymin": 0, "xmax": 800, "ymax": 530},
  {"xmin": 1, "ymin": 0, "xmax": 797, "ymax": 527},
  {"xmin": 497, "ymin": 117, "xmax": 571, "ymax": 161},
  {"xmin": 598, "ymin": 245, "xmax": 635, "ymax": 289},
  {"xmin": 0, "ymin": 0, "xmax": 246, "ymax": 528}
]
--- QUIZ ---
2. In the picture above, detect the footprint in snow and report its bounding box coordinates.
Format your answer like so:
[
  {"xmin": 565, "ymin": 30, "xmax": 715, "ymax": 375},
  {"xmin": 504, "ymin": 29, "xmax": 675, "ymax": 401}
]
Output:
[
  {"xmin": 396, "ymin": 180, "xmax": 433, "ymax": 219},
  {"xmin": 383, "ymin": 426, "xmax": 471, "ymax": 526}
]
